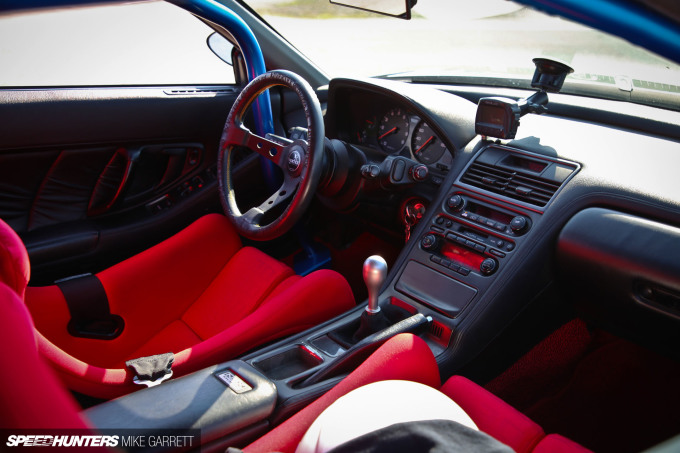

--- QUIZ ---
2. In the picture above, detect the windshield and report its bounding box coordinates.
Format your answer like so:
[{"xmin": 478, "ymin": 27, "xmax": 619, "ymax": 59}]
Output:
[{"xmin": 247, "ymin": 0, "xmax": 680, "ymax": 109}]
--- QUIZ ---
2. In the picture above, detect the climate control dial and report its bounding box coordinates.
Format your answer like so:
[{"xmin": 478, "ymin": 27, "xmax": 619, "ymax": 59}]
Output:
[
  {"xmin": 420, "ymin": 234, "xmax": 440, "ymax": 251},
  {"xmin": 446, "ymin": 194, "xmax": 466, "ymax": 212},
  {"xmin": 480, "ymin": 257, "xmax": 499, "ymax": 275},
  {"xmin": 509, "ymin": 215, "xmax": 530, "ymax": 235}
]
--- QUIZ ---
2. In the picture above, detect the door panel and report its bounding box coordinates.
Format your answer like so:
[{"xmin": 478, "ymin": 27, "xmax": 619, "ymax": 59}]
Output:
[{"xmin": 0, "ymin": 86, "xmax": 242, "ymax": 284}]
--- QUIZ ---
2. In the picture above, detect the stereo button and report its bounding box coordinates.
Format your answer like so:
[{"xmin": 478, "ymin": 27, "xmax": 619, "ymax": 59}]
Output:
[
  {"xmin": 490, "ymin": 249, "xmax": 506, "ymax": 258},
  {"xmin": 488, "ymin": 238, "xmax": 503, "ymax": 248}
]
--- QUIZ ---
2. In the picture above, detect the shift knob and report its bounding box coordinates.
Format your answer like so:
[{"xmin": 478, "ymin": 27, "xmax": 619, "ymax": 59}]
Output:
[{"xmin": 363, "ymin": 255, "xmax": 387, "ymax": 314}]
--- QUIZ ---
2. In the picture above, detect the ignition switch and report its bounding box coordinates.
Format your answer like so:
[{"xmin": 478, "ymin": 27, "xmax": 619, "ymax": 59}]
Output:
[{"xmin": 402, "ymin": 198, "xmax": 427, "ymax": 242}]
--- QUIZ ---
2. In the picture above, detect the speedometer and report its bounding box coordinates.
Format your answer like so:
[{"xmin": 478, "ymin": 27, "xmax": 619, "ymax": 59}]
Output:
[
  {"xmin": 378, "ymin": 108, "xmax": 410, "ymax": 153},
  {"xmin": 412, "ymin": 120, "xmax": 448, "ymax": 164}
]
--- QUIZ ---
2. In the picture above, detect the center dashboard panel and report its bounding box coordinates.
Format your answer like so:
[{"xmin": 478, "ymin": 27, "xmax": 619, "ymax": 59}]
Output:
[{"xmin": 394, "ymin": 144, "xmax": 579, "ymax": 323}]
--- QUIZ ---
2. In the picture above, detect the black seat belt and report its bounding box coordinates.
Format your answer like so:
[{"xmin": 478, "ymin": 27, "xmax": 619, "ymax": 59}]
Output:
[{"xmin": 56, "ymin": 274, "xmax": 124, "ymax": 339}]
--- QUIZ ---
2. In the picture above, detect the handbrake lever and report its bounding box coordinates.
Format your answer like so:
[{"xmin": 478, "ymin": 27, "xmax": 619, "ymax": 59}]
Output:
[{"xmin": 300, "ymin": 313, "xmax": 431, "ymax": 388}]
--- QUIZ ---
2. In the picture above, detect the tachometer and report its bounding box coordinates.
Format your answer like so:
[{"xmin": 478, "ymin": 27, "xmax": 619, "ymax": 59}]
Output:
[
  {"xmin": 412, "ymin": 120, "xmax": 448, "ymax": 164},
  {"xmin": 378, "ymin": 108, "xmax": 410, "ymax": 153}
]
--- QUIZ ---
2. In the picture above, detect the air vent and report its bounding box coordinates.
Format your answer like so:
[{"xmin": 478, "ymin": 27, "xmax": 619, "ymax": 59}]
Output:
[
  {"xmin": 164, "ymin": 87, "xmax": 237, "ymax": 96},
  {"xmin": 459, "ymin": 147, "xmax": 577, "ymax": 208}
]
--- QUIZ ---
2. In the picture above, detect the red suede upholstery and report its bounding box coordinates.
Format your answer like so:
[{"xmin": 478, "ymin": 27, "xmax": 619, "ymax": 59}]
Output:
[
  {"xmin": 0, "ymin": 282, "xmax": 88, "ymax": 430},
  {"xmin": 245, "ymin": 334, "xmax": 592, "ymax": 453},
  {"xmin": 244, "ymin": 333, "xmax": 441, "ymax": 453},
  {"xmin": 440, "ymin": 375, "xmax": 546, "ymax": 452},
  {"xmin": 533, "ymin": 434, "xmax": 593, "ymax": 453},
  {"xmin": 9, "ymin": 214, "xmax": 355, "ymax": 399},
  {"xmin": 0, "ymin": 219, "xmax": 30, "ymax": 298}
]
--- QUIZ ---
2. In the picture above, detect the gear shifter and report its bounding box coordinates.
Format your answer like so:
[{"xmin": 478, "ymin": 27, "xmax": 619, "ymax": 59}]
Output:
[
  {"xmin": 364, "ymin": 255, "xmax": 387, "ymax": 314},
  {"xmin": 354, "ymin": 255, "xmax": 391, "ymax": 341}
]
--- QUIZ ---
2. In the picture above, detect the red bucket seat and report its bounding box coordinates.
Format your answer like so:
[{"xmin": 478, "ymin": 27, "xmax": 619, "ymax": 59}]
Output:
[
  {"xmin": 245, "ymin": 334, "xmax": 592, "ymax": 453},
  {"xmin": 0, "ymin": 214, "xmax": 354, "ymax": 399}
]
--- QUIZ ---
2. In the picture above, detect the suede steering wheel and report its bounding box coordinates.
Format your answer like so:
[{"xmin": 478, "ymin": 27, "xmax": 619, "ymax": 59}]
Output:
[{"xmin": 218, "ymin": 70, "xmax": 324, "ymax": 241}]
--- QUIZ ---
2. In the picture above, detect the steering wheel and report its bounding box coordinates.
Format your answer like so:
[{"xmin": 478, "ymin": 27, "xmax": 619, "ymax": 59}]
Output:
[{"xmin": 218, "ymin": 70, "xmax": 325, "ymax": 241}]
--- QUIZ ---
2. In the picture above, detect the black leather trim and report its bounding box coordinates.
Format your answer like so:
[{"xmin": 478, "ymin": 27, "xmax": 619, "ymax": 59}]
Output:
[{"xmin": 84, "ymin": 361, "xmax": 277, "ymax": 447}]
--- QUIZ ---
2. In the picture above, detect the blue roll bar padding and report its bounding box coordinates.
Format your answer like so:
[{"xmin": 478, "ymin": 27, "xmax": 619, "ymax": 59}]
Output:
[
  {"xmin": 171, "ymin": 0, "xmax": 274, "ymax": 136},
  {"xmin": 171, "ymin": 0, "xmax": 278, "ymax": 185}
]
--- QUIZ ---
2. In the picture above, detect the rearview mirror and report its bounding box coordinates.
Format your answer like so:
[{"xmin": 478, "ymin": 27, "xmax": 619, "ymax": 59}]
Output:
[{"xmin": 330, "ymin": 0, "xmax": 417, "ymax": 19}]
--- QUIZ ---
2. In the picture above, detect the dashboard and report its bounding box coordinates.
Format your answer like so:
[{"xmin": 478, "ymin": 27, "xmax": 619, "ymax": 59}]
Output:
[{"xmin": 322, "ymin": 76, "xmax": 680, "ymax": 370}]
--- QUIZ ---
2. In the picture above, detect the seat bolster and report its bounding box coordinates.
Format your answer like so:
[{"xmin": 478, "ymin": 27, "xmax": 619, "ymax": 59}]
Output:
[
  {"xmin": 0, "ymin": 218, "xmax": 30, "ymax": 298},
  {"xmin": 244, "ymin": 333, "xmax": 441, "ymax": 453},
  {"xmin": 532, "ymin": 434, "xmax": 593, "ymax": 453},
  {"xmin": 440, "ymin": 375, "xmax": 546, "ymax": 453},
  {"xmin": 0, "ymin": 283, "xmax": 90, "ymax": 428},
  {"xmin": 35, "ymin": 329, "xmax": 137, "ymax": 399}
]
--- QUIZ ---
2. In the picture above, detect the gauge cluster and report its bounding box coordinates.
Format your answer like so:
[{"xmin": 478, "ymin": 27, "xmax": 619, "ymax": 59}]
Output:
[{"xmin": 335, "ymin": 91, "xmax": 454, "ymax": 174}]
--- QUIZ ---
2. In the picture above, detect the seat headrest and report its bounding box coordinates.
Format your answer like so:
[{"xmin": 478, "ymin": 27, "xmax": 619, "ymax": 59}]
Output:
[{"xmin": 0, "ymin": 218, "xmax": 30, "ymax": 298}]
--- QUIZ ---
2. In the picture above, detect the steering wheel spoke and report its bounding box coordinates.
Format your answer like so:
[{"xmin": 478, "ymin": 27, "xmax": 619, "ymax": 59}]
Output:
[
  {"xmin": 225, "ymin": 125, "xmax": 287, "ymax": 168},
  {"xmin": 263, "ymin": 175, "xmax": 300, "ymax": 211}
]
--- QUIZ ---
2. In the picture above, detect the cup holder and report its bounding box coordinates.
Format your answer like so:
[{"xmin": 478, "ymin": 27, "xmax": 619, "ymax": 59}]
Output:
[{"xmin": 252, "ymin": 345, "xmax": 323, "ymax": 380}]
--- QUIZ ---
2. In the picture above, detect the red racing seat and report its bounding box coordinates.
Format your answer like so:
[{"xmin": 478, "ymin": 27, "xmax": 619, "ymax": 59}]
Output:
[
  {"xmin": 1, "ymin": 214, "xmax": 355, "ymax": 399},
  {"xmin": 244, "ymin": 334, "xmax": 592, "ymax": 453}
]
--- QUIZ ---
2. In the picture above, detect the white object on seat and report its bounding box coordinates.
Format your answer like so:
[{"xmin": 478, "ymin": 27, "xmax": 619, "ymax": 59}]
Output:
[{"xmin": 296, "ymin": 380, "xmax": 478, "ymax": 453}]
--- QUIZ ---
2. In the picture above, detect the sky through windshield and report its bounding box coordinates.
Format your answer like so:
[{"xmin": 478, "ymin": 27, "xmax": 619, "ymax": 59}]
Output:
[{"xmin": 249, "ymin": 0, "xmax": 679, "ymax": 88}]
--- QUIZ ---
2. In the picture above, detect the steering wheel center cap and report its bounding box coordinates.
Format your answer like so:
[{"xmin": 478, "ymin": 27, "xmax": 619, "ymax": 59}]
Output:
[{"xmin": 287, "ymin": 145, "xmax": 305, "ymax": 176}]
